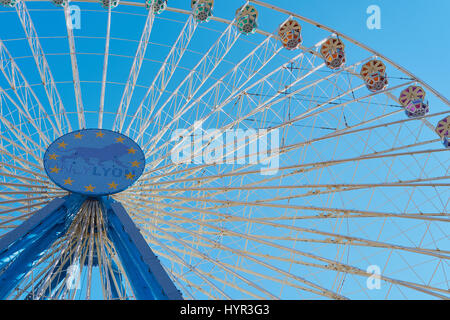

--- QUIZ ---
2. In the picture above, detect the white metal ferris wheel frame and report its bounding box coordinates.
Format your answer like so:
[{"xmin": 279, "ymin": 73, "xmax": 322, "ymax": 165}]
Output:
[
  {"xmin": 2, "ymin": 2, "xmax": 449, "ymax": 232},
  {"xmin": 0, "ymin": 0, "xmax": 449, "ymax": 300},
  {"xmin": 8, "ymin": 0, "xmax": 449, "ymax": 137},
  {"xmin": 55, "ymin": 0, "xmax": 450, "ymax": 103}
]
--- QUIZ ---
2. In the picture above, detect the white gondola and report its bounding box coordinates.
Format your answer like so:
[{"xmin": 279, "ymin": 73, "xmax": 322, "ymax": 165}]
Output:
[
  {"xmin": 0, "ymin": 0, "xmax": 18, "ymax": 7},
  {"xmin": 100, "ymin": 0, "xmax": 120, "ymax": 9},
  {"xmin": 435, "ymin": 116, "xmax": 450, "ymax": 148},
  {"xmin": 399, "ymin": 85, "xmax": 429, "ymax": 118},
  {"xmin": 191, "ymin": 0, "xmax": 214, "ymax": 23},
  {"xmin": 278, "ymin": 20, "xmax": 302, "ymax": 50},
  {"xmin": 50, "ymin": 0, "xmax": 69, "ymax": 6},
  {"xmin": 320, "ymin": 38, "xmax": 346, "ymax": 69},
  {"xmin": 360, "ymin": 59, "xmax": 388, "ymax": 92},
  {"xmin": 146, "ymin": 0, "xmax": 168, "ymax": 14},
  {"xmin": 236, "ymin": 4, "xmax": 258, "ymax": 35}
]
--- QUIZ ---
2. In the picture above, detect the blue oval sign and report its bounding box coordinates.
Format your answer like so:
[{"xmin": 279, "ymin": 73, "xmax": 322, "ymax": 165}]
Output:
[{"xmin": 44, "ymin": 129, "xmax": 146, "ymax": 196}]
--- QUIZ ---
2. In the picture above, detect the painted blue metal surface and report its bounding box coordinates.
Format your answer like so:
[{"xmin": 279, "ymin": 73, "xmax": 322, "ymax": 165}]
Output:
[
  {"xmin": 102, "ymin": 198, "xmax": 183, "ymax": 300},
  {"xmin": 2, "ymin": 143, "xmax": 181, "ymax": 301},
  {"xmin": 43, "ymin": 129, "xmax": 145, "ymax": 196},
  {"xmin": 0, "ymin": 194, "xmax": 85, "ymax": 299}
]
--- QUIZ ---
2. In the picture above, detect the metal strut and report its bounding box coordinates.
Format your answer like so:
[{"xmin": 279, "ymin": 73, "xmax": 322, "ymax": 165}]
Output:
[
  {"xmin": 102, "ymin": 197, "xmax": 183, "ymax": 300},
  {"xmin": 0, "ymin": 194, "xmax": 86, "ymax": 299},
  {"xmin": 0, "ymin": 194, "xmax": 182, "ymax": 300}
]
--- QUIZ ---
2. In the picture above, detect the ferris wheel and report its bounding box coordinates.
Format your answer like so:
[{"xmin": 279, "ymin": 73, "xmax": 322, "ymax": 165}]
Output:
[{"xmin": 0, "ymin": 0, "xmax": 448, "ymax": 300}]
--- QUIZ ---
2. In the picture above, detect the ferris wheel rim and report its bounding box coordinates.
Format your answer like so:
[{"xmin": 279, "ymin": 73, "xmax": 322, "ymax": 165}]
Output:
[
  {"xmin": 0, "ymin": 0, "xmax": 448, "ymax": 300},
  {"xmin": 16, "ymin": 0, "xmax": 450, "ymax": 108}
]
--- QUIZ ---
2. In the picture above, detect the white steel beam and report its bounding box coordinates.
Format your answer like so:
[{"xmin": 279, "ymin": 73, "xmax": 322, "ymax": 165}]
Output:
[
  {"xmin": 64, "ymin": 2, "xmax": 85, "ymax": 129},
  {"xmin": 132, "ymin": 15, "xmax": 242, "ymax": 143},
  {"xmin": 124, "ymin": 15, "xmax": 197, "ymax": 135},
  {"xmin": 0, "ymin": 39, "xmax": 56, "ymax": 146},
  {"xmin": 143, "ymin": 32, "xmax": 284, "ymax": 155},
  {"xmin": 98, "ymin": 3, "xmax": 113, "ymax": 129},
  {"xmin": 15, "ymin": 0, "xmax": 70, "ymax": 135},
  {"xmin": 111, "ymin": 9, "xmax": 155, "ymax": 131}
]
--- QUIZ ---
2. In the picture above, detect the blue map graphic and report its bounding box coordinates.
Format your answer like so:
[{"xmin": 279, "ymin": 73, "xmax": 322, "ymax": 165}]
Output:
[{"xmin": 43, "ymin": 129, "xmax": 146, "ymax": 196}]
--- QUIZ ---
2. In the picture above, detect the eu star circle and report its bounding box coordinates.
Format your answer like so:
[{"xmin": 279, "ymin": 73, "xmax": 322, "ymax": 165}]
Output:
[{"xmin": 43, "ymin": 129, "xmax": 146, "ymax": 196}]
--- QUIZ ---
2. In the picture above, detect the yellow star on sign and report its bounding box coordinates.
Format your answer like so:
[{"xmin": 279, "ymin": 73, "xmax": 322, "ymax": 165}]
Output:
[
  {"xmin": 84, "ymin": 184, "xmax": 95, "ymax": 192},
  {"xmin": 48, "ymin": 153, "xmax": 59, "ymax": 160},
  {"xmin": 108, "ymin": 181, "xmax": 118, "ymax": 189},
  {"xmin": 96, "ymin": 131, "xmax": 105, "ymax": 138},
  {"xmin": 64, "ymin": 177, "xmax": 74, "ymax": 185},
  {"xmin": 50, "ymin": 166, "xmax": 60, "ymax": 173},
  {"xmin": 125, "ymin": 172, "xmax": 135, "ymax": 180},
  {"xmin": 130, "ymin": 160, "xmax": 140, "ymax": 168},
  {"xmin": 127, "ymin": 147, "xmax": 136, "ymax": 154},
  {"xmin": 74, "ymin": 133, "xmax": 83, "ymax": 139},
  {"xmin": 115, "ymin": 137, "xmax": 125, "ymax": 143},
  {"xmin": 58, "ymin": 141, "xmax": 68, "ymax": 149}
]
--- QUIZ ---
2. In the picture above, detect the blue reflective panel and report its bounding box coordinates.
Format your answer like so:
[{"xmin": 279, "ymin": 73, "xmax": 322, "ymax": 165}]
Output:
[{"xmin": 43, "ymin": 129, "xmax": 146, "ymax": 196}]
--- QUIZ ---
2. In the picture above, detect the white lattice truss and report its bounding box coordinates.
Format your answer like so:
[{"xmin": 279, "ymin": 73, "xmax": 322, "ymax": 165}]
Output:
[{"xmin": 0, "ymin": 0, "xmax": 448, "ymax": 300}]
